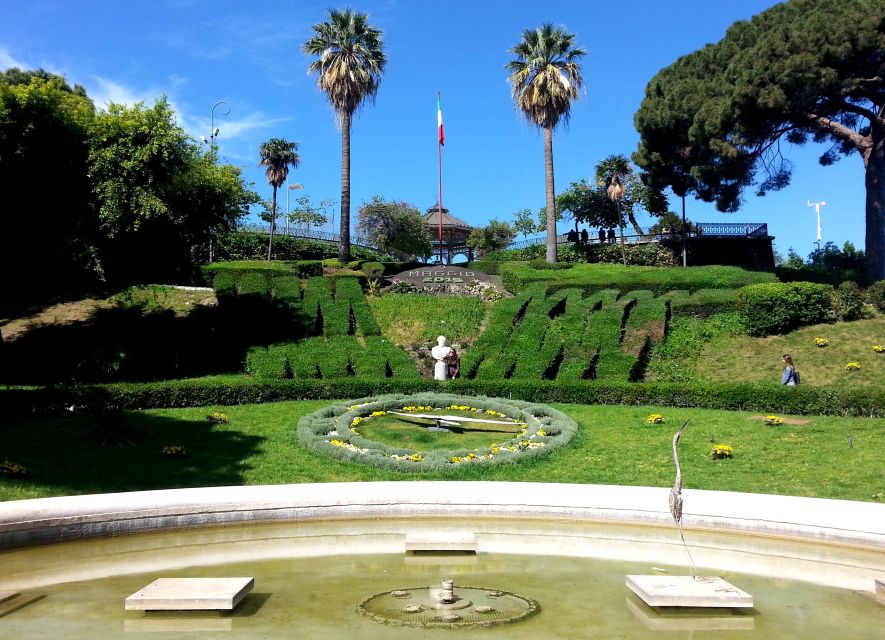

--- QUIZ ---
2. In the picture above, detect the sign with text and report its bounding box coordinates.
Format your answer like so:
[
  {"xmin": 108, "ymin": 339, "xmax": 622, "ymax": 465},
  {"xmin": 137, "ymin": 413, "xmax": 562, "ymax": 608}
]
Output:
[{"xmin": 392, "ymin": 267, "xmax": 493, "ymax": 285}]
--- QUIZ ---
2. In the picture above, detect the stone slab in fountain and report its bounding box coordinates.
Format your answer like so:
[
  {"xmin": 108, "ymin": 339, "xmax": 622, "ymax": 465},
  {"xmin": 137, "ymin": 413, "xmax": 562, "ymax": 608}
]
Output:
[
  {"xmin": 625, "ymin": 575, "xmax": 753, "ymax": 608},
  {"xmin": 876, "ymin": 579, "xmax": 885, "ymax": 604},
  {"xmin": 124, "ymin": 578, "xmax": 254, "ymax": 611},
  {"xmin": 405, "ymin": 531, "xmax": 477, "ymax": 553}
]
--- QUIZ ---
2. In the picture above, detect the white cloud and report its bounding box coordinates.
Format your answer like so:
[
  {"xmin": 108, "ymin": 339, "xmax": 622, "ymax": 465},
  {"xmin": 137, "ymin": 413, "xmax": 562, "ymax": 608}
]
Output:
[
  {"xmin": 0, "ymin": 49, "xmax": 28, "ymax": 70},
  {"xmin": 89, "ymin": 76, "xmax": 155, "ymax": 108}
]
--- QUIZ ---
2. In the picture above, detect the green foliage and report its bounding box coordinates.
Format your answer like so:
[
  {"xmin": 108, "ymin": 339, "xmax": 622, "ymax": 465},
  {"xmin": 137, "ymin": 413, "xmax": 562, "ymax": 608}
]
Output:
[
  {"xmin": 89, "ymin": 97, "xmax": 257, "ymax": 284},
  {"xmin": 647, "ymin": 312, "xmax": 744, "ymax": 383},
  {"xmin": 467, "ymin": 219, "xmax": 515, "ymax": 257},
  {"xmin": 832, "ymin": 281, "xmax": 866, "ymax": 321},
  {"xmin": 356, "ymin": 196, "xmax": 432, "ymax": 258},
  {"xmin": 322, "ymin": 258, "xmax": 344, "ymax": 268},
  {"xmin": 737, "ymin": 282, "xmax": 834, "ymax": 336},
  {"xmin": 0, "ymin": 73, "xmax": 99, "ymax": 302},
  {"xmin": 866, "ymin": 281, "xmax": 885, "ymax": 312},
  {"xmin": 2, "ymin": 377, "xmax": 881, "ymax": 417},
  {"xmin": 361, "ymin": 261, "xmax": 385, "ymax": 280},
  {"xmin": 213, "ymin": 231, "xmax": 384, "ymax": 262},
  {"xmin": 776, "ymin": 241, "xmax": 868, "ymax": 285},
  {"xmin": 633, "ymin": 0, "xmax": 885, "ymax": 280},
  {"xmin": 501, "ymin": 262, "xmax": 775, "ymax": 294}
]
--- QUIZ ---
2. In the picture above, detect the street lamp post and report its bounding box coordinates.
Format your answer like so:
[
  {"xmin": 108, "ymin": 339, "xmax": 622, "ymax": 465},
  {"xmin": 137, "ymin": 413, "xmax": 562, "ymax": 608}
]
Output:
[
  {"xmin": 205, "ymin": 100, "xmax": 230, "ymax": 263},
  {"xmin": 807, "ymin": 200, "xmax": 827, "ymax": 250},
  {"xmin": 286, "ymin": 183, "xmax": 304, "ymax": 235}
]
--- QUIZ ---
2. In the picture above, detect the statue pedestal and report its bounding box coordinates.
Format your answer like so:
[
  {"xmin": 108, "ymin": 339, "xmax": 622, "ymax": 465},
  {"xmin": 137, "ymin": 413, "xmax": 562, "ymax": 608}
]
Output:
[{"xmin": 434, "ymin": 360, "xmax": 448, "ymax": 381}]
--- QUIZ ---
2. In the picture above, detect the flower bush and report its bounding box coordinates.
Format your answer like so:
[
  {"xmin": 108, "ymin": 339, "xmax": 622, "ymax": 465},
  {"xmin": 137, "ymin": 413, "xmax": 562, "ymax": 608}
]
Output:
[
  {"xmin": 646, "ymin": 413, "xmax": 665, "ymax": 424},
  {"xmin": 765, "ymin": 415, "xmax": 784, "ymax": 426},
  {"xmin": 814, "ymin": 337, "xmax": 829, "ymax": 347},
  {"xmin": 296, "ymin": 392, "xmax": 578, "ymax": 472},
  {"xmin": 206, "ymin": 412, "xmax": 229, "ymax": 424},
  {"xmin": 711, "ymin": 444, "xmax": 734, "ymax": 459},
  {"xmin": 162, "ymin": 445, "xmax": 187, "ymax": 457},
  {"xmin": 844, "ymin": 362, "xmax": 861, "ymax": 371},
  {"xmin": 873, "ymin": 345, "xmax": 884, "ymax": 354},
  {"xmin": 0, "ymin": 458, "xmax": 26, "ymax": 476}
]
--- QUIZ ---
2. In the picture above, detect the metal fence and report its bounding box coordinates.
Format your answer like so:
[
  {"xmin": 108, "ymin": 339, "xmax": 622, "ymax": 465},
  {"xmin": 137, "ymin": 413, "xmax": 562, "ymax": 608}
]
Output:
[{"xmin": 508, "ymin": 223, "xmax": 769, "ymax": 250}]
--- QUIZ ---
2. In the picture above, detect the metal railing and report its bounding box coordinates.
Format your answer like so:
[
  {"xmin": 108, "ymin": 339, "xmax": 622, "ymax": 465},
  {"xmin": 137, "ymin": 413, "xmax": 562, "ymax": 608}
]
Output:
[{"xmin": 507, "ymin": 222, "xmax": 769, "ymax": 249}]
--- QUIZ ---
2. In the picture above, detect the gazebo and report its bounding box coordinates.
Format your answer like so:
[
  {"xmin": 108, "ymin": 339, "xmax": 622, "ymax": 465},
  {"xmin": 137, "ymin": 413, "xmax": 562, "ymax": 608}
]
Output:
[{"xmin": 423, "ymin": 206, "xmax": 474, "ymax": 264}]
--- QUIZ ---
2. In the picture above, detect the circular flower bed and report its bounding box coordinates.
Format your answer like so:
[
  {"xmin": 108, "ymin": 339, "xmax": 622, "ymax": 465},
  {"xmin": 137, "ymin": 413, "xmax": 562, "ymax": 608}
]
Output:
[{"xmin": 296, "ymin": 393, "xmax": 578, "ymax": 471}]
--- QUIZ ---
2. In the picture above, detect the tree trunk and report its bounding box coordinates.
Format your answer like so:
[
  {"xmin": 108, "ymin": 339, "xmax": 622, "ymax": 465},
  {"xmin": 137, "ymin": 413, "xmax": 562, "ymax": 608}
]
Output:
[
  {"xmin": 626, "ymin": 208, "xmax": 644, "ymax": 236},
  {"xmin": 339, "ymin": 110, "xmax": 352, "ymax": 263},
  {"xmin": 865, "ymin": 130, "xmax": 885, "ymax": 282},
  {"xmin": 544, "ymin": 126, "xmax": 557, "ymax": 264},
  {"xmin": 267, "ymin": 185, "xmax": 277, "ymax": 261},
  {"xmin": 617, "ymin": 203, "xmax": 627, "ymax": 267}
]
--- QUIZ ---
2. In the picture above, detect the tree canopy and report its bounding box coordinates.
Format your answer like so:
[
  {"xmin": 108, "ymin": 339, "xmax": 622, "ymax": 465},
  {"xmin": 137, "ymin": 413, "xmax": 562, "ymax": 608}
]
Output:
[
  {"xmin": 634, "ymin": 0, "xmax": 885, "ymax": 281},
  {"xmin": 467, "ymin": 219, "xmax": 515, "ymax": 258},
  {"xmin": 356, "ymin": 196, "xmax": 431, "ymax": 259}
]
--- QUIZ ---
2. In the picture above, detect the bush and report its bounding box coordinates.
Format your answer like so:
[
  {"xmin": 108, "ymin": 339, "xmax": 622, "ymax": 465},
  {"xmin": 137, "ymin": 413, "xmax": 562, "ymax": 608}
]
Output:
[
  {"xmin": 362, "ymin": 261, "xmax": 385, "ymax": 280},
  {"xmin": 501, "ymin": 262, "xmax": 776, "ymax": 295},
  {"xmin": 737, "ymin": 281, "xmax": 833, "ymax": 336},
  {"xmin": 322, "ymin": 258, "xmax": 344, "ymax": 269},
  {"xmin": 2, "ymin": 377, "xmax": 882, "ymax": 417},
  {"xmin": 832, "ymin": 281, "xmax": 866, "ymax": 321},
  {"xmin": 213, "ymin": 231, "xmax": 385, "ymax": 262},
  {"xmin": 865, "ymin": 280, "xmax": 885, "ymax": 312},
  {"xmin": 293, "ymin": 260, "xmax": 323, "ymax": 278}
]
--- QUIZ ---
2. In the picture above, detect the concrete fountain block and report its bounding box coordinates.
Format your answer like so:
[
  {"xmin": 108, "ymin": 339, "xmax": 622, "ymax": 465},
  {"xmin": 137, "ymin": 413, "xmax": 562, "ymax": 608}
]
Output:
[
  {"xmin": 626, "ymin": 575, "xmax": 753, "ymax": 608},
  {"xmin": 405, "ymin": 531, "xmax": 477, "ymax": 553},
  {"xmin": 876, "ymin": 579, "xmax": 885, "ymax": 604},
  {"xmin": 124, "ymin": 578, "xmax": 254, "ymax": 611}
]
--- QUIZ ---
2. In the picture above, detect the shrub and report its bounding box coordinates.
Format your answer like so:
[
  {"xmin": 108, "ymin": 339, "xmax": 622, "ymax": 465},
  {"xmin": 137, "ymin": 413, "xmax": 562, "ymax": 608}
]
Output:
[
  {"xmin": 362, "ymin": 261, "xmax": 385, "ymax": 280},
  {"xmin": 322, "ymin": 258, "xmax": 344, "ymax": 269},
  {"xmin": 832, "ymin": 281, "xmax": 866, "ymax": 320},
  {"xmin": 814, "ymin": 337, "xmax": 829, "ymax": 347},
  {"xmin": 293, "ymin": 260, "xmax": 323, "ymax": 278},
  {"xmin": 2, "ymin": 378, "xmax": 883, "ymax": 416},
  {"xmin": 737, "ymin": 281, "xmax": 833, "ymax": 336},
  {"xmin": 865, "ymin": 280, "xmax": 885, "ymax": 312}
]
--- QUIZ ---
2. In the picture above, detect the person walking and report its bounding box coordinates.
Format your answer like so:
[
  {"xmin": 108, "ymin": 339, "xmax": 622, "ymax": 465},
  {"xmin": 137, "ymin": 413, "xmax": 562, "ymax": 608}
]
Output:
[{"xmin": 781, "ymin": 354, "xmax": 799, "ymax": 385}]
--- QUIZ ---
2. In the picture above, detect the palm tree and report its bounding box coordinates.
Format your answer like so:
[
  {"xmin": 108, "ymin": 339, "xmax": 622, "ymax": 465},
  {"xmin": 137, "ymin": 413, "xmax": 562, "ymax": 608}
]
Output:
[
  {"xmin": 606, "ymin": 172, "xmax": 628, "ymax": 266},
  {"xmin": 303, "ymin": 8, "xmax": 386, "ymax": 263},
  {"xmin": 258, "ymin": 138, "xmax": 300, "ymax": 261},
  {"xmin": 507, "ymin": 24, "xmax": 585, "ymax": 263}
]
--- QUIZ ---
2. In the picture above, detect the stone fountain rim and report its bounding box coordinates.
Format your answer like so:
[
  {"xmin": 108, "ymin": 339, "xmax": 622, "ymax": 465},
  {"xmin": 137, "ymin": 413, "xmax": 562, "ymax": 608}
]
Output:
[{"xmin": 0, "ymin": 481, "xmax": 883, "ymax": 551}]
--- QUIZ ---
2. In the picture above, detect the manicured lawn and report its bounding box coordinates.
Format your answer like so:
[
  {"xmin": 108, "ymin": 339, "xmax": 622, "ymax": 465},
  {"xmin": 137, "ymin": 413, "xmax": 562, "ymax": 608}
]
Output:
[
  {"xmin": 2, "ymin": 401, "xmax": 882, "ymax": 502},
  {"xmin": 368, "ymin": 293, "xmax": 489, "ymax": 345},
  {"xmin": 695, "ymin": 316, "xmax": 885, "ymax": 387}
]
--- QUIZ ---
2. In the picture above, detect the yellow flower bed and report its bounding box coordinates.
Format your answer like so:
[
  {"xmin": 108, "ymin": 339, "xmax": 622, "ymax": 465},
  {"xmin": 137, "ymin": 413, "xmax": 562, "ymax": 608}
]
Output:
[
  {"xmin": 844, "ymin": 361, "xmax": 861, "ymax": 371},
  {"xmin": 765, "ymin": 415, "xmax": 784, "ymax": 426},
  {"xmin": 711, "ymin": 444, "xmax": 734, "ymax": 459},
  {"xmin": 206, "ymin": 412, "xmax": 229, "ymax": 424},
  {"xmin": 646, "ymin": 413, "xmax": 665, "ymax": 425},
  {"xmin": 813, "ymin": 337, "xmax": 829, "ymax": 347},
  {"xmin": 873, "ymin": 345, "xmax": 884, "ymax": 353}
]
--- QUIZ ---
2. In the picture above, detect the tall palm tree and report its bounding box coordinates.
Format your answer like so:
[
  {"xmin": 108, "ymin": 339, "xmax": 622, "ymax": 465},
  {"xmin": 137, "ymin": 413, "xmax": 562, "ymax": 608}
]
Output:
[
  {"xmin": 606, "ymin": 172, "xmax": 628, "ymax": 266},
  {"xmin": 258, "ymin": 138, "xmax": 300, "ymax": 261},
  {"xmin": 507, "ymin": 24, "xmax": 585, "ymax": 263},
  {"xmin": 303, "ymin": 8, "xmax": 386, "ymax": 263}
]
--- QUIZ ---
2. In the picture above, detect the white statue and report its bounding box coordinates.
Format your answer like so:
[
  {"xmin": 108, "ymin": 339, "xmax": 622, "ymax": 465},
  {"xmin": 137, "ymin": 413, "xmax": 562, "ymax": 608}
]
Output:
[{"xmin": 431, "ymin": 335, "xmax": 453, "ymax": 381}]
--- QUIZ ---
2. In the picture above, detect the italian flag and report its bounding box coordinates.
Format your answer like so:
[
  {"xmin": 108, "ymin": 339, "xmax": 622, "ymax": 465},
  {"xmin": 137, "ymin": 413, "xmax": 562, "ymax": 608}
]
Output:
[{"xmin": 437, "ymin": 94, "xmax": 445, "ymax": 146}]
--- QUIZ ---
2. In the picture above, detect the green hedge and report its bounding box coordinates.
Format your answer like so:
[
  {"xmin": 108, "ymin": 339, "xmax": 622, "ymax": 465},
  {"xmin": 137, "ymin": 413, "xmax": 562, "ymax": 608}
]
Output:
[
  {"xmin": 501, "ymin": 262, "xmax": 776, "ymax": 295},
  {"xmin": 2, "ymin": 378, "xmax": 881, "ymax": 416},
  {"xmin": 213, "ymin": 231, "xmax": 385, "ymax": 262},
  {"xmin": 737, "ymin": 281, "xmax": 833, "ymax": 336}
]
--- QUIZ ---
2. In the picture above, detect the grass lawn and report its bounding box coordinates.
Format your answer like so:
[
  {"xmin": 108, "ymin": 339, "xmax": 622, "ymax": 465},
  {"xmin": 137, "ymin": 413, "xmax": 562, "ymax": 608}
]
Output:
[
  {"xmin": 368, "ymin": 294, "xmax": 489, "ymax": 345},
  {"xmin": 2, "ymin": 401, "xmax": 882, "ymax": 503},
  {"xmin": 695, "ymin": 316, "xmax": 885, "ymax": 387}
]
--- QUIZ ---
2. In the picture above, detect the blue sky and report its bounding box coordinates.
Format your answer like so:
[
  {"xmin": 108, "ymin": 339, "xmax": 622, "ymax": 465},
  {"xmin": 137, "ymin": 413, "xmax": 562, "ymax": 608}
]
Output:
[{"xmin": 1, "ymin": 0, "xmax": 869, "ymax": 259}]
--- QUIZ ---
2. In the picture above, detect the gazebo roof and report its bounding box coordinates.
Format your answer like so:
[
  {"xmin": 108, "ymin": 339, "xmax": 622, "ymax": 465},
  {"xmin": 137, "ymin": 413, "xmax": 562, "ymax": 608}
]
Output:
[{"xmin": 423, "ymin": 206, "xmax": 473, "ymax": 230}]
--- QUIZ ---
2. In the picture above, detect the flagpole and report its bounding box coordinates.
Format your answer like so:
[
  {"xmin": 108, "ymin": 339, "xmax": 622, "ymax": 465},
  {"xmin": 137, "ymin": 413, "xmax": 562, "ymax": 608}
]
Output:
[{"xmin": 437, "ymin": 91, "xmax": 444, "ymax": 265}]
